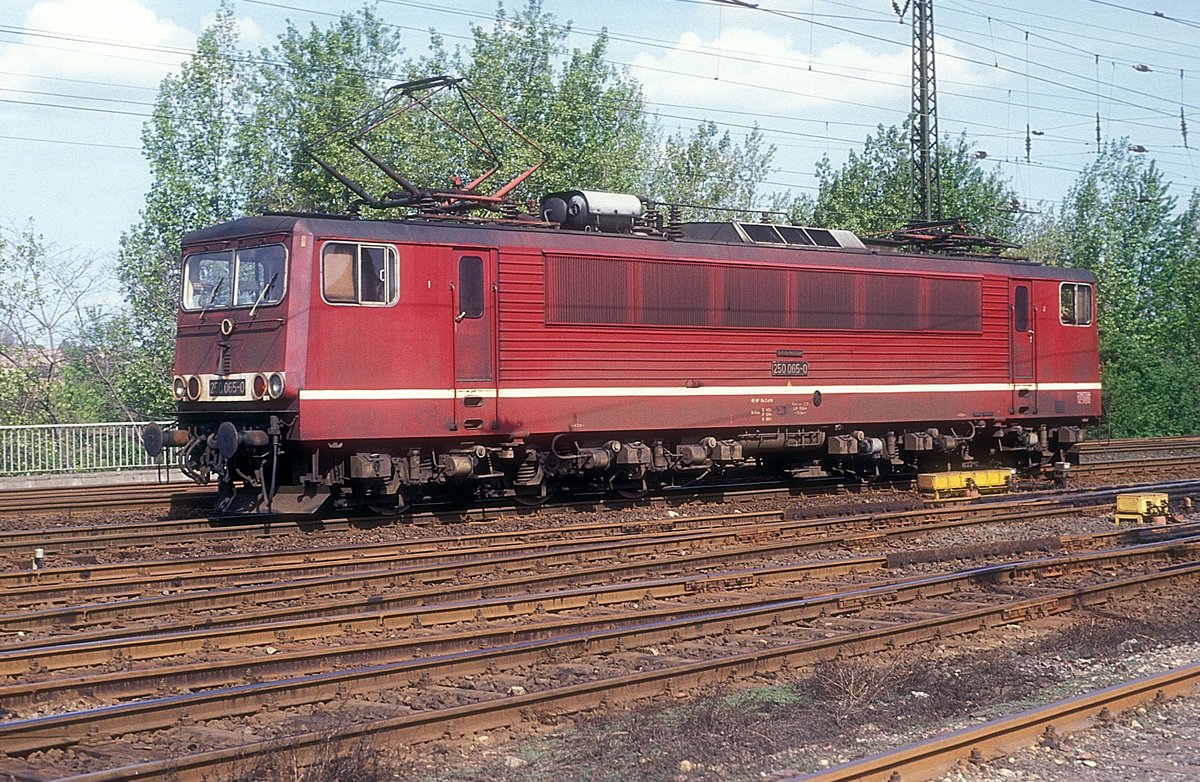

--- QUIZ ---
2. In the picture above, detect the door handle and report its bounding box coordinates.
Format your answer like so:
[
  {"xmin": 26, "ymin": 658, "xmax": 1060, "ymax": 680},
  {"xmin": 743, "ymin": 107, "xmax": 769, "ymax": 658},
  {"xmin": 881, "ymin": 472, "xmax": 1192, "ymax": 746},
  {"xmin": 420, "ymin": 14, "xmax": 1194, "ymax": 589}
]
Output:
[{"xmin": 455, "ymin": 311, "xmax": 466, "ymax": 323}]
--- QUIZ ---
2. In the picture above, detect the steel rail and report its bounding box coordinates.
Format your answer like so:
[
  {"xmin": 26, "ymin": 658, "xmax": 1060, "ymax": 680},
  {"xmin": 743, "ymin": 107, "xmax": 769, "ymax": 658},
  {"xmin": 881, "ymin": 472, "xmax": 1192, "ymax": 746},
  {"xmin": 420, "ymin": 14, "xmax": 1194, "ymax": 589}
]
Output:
[
  {"xmin": 0, "ymin": 553, "xmax": 892, "ymax": 678},
  {"xmin": 0, "ymin": 521, "xmax": 895, "ymax": 631},
  {"xmin": 1071, "ymin": 455, "xmax": 1200, "ymax": 475},
  {"xmin": 0, "ymin": 491, "xmax": 1102, "ymax": 601},
  {"xmin": 1073, "ymin": 434, "xmax": 1200, "ymax": 461},
  {"xmin": 8, "ymin": 511, "xmax": 1189, "ymax": 679},
  {"xmin": 0, "ymin": 482, "xmax": 213, "ymax": 515},
  {"xmin": 15, "ymin": 473, "xmax": 1188, "ymax": 592},
  {"xmin": 0, "ymin": 493, "xmax": 1125, "ymax": 631},
  {"xmin": 38, "ymin": 552, "xmax": 1200, "ymax": 781},
  {"xmin": 3, "ymin": 537, "xmax": 1199, "ymax": 753},
  {"xmin": 0, "ymin": 492, "xmax": 1182, "ymax": 654},
  {"xmin": 788, "ymin": 661, "xmax": 1200, "ymax": 782},
  {"xmin": 0, "ymin": 483, "xmax": 807, "ymax": 556},
  {"xmin": 0, "ymin": 478, "xmax": 795, "ymax": 524},
  {"xmin": 5, "ymin": 521, "xmax": 1196, "ymax": 709},
  {"xmin": 0, "ymin": 472, "xmax": 1193, "ymax": 573},
  {"xmin": 0, "ymin": 505, "xmax": 800, "ymax": 588}
]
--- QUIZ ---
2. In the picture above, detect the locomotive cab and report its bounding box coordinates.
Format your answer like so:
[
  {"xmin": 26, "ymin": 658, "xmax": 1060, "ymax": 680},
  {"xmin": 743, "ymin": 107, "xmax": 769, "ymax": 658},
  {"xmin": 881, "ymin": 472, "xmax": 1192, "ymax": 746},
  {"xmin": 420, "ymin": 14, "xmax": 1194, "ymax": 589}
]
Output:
[{"xmin": 143, "ymin": 219, "xmax": 305, "ymax": 515}]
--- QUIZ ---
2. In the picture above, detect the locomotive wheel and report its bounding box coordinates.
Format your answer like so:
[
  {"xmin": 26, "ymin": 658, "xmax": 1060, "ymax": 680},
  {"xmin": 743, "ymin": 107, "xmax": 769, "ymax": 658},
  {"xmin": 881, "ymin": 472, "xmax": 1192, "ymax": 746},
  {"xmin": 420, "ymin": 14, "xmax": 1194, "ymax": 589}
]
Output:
[
  {"xmin": 512, "ymin": 491, "xmax": 548, "ymax": 507},
  {"xmin": 367, "ymin": 490, "xmax": 410, "ymax": 516},
  {"xmin": 512, "ymin": 482, "xmax": 548, "ymax": 507},
  {"xmin": 614, "ymin": 485, "xmax": 650, "ymax": 500},
  {"xmin": 613, "ymin": 477, "xmax": 651, "ymax": 500}
]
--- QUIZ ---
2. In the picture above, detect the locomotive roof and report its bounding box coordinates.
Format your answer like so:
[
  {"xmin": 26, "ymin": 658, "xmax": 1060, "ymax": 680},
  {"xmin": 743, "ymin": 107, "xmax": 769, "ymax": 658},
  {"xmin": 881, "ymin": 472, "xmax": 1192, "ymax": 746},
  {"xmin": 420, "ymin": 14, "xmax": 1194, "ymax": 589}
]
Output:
[{"xmin": 183, "ymin": 213, "xmax": 1095, "ymax": 281}]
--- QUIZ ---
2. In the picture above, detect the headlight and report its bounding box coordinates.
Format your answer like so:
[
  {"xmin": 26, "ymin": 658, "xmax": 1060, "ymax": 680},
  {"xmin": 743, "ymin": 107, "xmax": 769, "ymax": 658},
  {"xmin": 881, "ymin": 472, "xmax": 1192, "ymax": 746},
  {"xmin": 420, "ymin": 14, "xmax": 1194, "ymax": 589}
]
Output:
[
  {"xmin": 268, "ymin": 372, "xmax": 285, "ymax": 400},
  {"xmin": 185, "ymin": 375, "xmax": 201, "ymax": 401},
  {"xmin": 172, "ymin": 376, "xmax": 187, "ymax": 400},
  {"xmin": 252, "ymin": 374, "xmax": 268, "ymax": 400}
]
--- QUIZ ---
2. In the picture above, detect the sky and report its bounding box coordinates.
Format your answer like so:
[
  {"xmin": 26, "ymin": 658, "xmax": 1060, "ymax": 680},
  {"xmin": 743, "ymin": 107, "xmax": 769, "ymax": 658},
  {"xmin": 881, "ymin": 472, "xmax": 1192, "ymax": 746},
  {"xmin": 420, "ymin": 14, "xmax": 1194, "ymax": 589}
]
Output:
[{"xmin": 3, "ymin": 0, "xmax": 1200, "ymax": 282}]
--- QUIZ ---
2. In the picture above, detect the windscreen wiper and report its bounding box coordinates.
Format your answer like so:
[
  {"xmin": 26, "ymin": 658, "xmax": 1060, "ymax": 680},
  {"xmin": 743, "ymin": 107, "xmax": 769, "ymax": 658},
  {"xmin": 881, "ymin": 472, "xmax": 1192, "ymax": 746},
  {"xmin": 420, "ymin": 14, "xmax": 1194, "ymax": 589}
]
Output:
[
  {"xmin": 198, "ymin": 277, "xmax": 224, "ymax": 323},
  {"xmin": 248, "ymin": 272, "xmax": 279, "ymax": 319}
]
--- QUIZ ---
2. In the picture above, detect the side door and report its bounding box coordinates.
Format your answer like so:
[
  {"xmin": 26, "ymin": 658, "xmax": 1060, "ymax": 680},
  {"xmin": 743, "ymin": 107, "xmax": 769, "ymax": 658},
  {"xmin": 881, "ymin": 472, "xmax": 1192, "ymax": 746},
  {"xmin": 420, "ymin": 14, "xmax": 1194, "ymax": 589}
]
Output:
[
  {"xmin": 452, "ymin": 249, "xmax": 498, "ymax": 432},
  {"xmin": 1009, "ymin": 278, "xmax": 1036, "ymax": 414}
]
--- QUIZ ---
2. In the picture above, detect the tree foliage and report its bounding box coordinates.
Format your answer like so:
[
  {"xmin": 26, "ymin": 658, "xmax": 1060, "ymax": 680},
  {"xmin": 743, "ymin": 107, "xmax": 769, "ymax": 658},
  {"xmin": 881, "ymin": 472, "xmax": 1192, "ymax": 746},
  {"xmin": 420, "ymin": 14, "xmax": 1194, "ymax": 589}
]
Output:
[
  {"xmin": 0, "ymin": 222, "xmax": 141, "ymax": 424},
  {"xmin": 1029, "ymin": 141, "xmax": 1199, "ymax": 436},
  {"xmin": 239, "ymin": 7, "xmax": 404, "ymax": 213},
  {"xmin": 644, "ymin": 122, "xmax": 775, "ymax": 219},
  {"xmin": 808, "ymin": 123, "xmax": 1019, "ymax": 237},
  {"xmin": 404, "ymin": 1, "xmax": 652, "ymax": 201},
  {"xmin": 117, "ymin": 3, "xmax": 246, "ymax": 402}
]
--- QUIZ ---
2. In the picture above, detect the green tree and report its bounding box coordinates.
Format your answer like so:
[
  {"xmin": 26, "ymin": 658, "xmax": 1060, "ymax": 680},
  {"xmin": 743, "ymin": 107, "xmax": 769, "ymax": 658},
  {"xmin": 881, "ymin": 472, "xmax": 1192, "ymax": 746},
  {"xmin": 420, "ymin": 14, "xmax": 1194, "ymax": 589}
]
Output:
[
  {"xmin": 117, "ymin": 2, "xmax": 246, "ymax": 409},
  {"xmin": 408, "ymin": 1, "xmax": 651, "ymax": 203},
  {"xmin": 645, "ymin": 122, "xmax": 775, "ymax": 219},
  {"xmin": 0, "ymin": 222, "xmax": 127, "ymax": 424},
  {"xmin": 1032, "ymin": 141, "xmax": 1193, "ymax": 436},
  {"xmin": 809, "ymin": 123, "xmax": 1018, "ymax": 237},
  {"xmin": 238, "ymin": 7, "xmax": 405, "ymax": 213}
]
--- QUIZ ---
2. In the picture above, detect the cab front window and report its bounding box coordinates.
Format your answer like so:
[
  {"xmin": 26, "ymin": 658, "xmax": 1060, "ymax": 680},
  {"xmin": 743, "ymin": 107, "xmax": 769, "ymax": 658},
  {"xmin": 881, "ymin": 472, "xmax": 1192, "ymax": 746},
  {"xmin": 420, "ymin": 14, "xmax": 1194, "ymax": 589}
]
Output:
[{"xmin": 182, "ymin": 245, "xmax": 287, "ymax": 311}]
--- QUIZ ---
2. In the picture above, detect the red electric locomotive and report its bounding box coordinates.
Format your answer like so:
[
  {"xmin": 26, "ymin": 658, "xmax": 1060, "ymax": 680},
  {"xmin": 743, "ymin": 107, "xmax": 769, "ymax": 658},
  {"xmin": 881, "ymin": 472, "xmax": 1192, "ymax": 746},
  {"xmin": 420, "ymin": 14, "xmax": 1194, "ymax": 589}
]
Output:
[{"xmin": 143, "ymin": 190, "xmax": 1101, "ymax": 515}]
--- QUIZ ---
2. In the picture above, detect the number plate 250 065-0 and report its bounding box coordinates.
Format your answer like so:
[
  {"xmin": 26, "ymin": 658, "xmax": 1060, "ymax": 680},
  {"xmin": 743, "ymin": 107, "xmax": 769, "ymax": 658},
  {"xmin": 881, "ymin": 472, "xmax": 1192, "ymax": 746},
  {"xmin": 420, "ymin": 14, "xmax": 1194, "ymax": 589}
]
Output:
[
  {"xmin": 771, "ymin": 361, "xmax": 809, "ymax": 377},
  {"xmin": 209, "ymin": 378, "xmax": 246, "ymax": 397}
]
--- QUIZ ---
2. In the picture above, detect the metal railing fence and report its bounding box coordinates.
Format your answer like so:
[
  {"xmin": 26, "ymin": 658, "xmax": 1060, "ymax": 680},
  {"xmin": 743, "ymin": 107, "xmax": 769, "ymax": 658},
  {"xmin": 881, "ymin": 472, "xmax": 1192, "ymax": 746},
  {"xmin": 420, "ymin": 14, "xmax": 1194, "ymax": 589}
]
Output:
[{"xmin": 0, "ymin": 421, "xmax": 169, "ymax": 477}]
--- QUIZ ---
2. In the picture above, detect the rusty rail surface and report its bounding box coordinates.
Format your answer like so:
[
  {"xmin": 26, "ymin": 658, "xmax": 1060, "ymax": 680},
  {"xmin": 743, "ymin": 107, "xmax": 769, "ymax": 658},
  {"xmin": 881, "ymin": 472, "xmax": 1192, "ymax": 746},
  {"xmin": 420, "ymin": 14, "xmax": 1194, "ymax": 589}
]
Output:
[
  {"xmin": 0, "ymin": 482, "xmax": 810, "ymax": 557},
  {"xmin": 1072, "ymin": 434, "xmax": 1200, "ymax": 464},
  {"xmin": 0, "ymin": 476, "xmax": 796, "ymax": 520},
  {"xmin": 6, "ymin": 517, "xmax": 1195, "ymax": 684},
  {"xmin": 25, "ymin": 550, "xmax": 1200, "ymax": 781},
  {"xmin": 3, "ymin": 523, "xmax": 1197, "ymax": 710},
  {"xmin": 0, "ymin": 491, "xmax": 1104, "ymax": 596},
  {"xmin": 789, "ymin": 661, "xmax": 1200, "ymax": 782},
  {"xmin": 6, "ymin": 478, "xmax": 1194, "ymax": 619},
  {"xmin": 0, "ymin": 482, "xmax": 213, "ymax": 516},
  {"xmin": 0, "ymin": 492, "xmax": 1132, "ymax": 632}
]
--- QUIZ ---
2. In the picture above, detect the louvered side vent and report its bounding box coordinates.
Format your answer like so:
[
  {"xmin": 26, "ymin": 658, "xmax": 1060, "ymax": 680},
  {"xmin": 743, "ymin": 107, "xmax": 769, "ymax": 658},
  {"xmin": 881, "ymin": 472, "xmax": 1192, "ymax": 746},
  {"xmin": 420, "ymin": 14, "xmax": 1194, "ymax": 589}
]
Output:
[
  {"xmin": 734, "ymin": 223, "xmax": 865, "ymax": 249},
  {"xmin": 676, "ymin": 222, "xmax": 864, "ymax": 249}
]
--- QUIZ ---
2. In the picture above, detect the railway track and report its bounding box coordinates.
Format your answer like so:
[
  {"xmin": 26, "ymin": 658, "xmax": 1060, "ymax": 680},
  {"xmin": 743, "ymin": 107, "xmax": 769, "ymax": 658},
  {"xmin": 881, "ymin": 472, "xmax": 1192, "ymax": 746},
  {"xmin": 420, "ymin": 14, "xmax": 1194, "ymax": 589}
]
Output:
[
  {"xmin": 1, "ymin": 480, "xmax": 1199, "ymax": 780},
  {"xmin": 5, "ymin": 528, "xmax": 1199, "ymax": 779},
  {"xmin": 0, "ymin": 438, "xmax": 1198, "ymax": 781},
  {"xmin": 2, "ymin": 518, "xmax": 1196, "ymax": 709},
  {"xmin": 794, "ymin": 660, "xmax": 1200, "ymax": 782},
  {"xmin": 3, "ymin": 481, "xmax": 1195, "ymax": 634},
  {"xmin": 1071, "ymin": 434, "xmax": 1200, "ymax": 463},
  {"xmin": 0, "ymin": 480, "xmax": 213, "ymax": 516}
]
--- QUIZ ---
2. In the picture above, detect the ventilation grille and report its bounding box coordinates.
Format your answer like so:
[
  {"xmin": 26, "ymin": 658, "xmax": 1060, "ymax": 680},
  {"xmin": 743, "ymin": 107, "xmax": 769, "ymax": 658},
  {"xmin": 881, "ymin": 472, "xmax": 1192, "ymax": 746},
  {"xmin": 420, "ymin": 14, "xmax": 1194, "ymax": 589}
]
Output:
[{"xmin": 678, "ymin": 222, "xmax": 865, "ymax": 249}]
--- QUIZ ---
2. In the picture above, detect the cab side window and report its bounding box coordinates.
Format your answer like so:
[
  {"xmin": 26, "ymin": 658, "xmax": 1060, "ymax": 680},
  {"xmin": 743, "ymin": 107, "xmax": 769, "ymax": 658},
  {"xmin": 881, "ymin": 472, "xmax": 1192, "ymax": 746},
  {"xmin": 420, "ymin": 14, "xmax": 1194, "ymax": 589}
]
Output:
[
  {"xmin": 459, "ymin": 256, "xmax": 484, "ymax": 318},
  {"xmin": 1060, "ymin": 283, "xmax": 1094, "ymax": 326},
  {"xmin": 1013, "ymin": 285, "xmax": 1030, "ymax": 333},
  {"xmin": 322, "ymin": 242, "xmax": 398, "ymax": 305}
]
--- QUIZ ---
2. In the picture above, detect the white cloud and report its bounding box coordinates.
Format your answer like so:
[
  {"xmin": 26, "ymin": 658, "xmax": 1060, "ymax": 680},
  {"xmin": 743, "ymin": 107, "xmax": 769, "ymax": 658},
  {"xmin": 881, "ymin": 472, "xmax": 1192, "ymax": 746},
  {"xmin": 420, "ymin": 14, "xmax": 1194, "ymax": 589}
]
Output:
[
  {"xmin": 0, "ymin": 0, "xmax": 193, "ymax": 91},
  {"xmin": 631, "ymin": 26, "xmax": 996, "ymax": 118}
]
